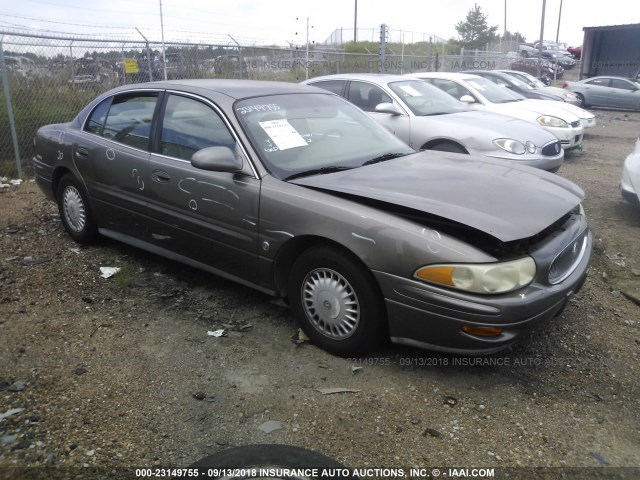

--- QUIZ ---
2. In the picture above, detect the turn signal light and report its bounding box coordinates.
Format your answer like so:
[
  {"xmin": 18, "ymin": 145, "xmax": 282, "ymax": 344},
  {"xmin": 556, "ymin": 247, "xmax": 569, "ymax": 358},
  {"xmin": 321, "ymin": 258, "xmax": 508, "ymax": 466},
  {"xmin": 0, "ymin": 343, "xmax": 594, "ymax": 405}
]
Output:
[{"xmin": 461, "ymin": 325, "xmax": 504, "ymax": 337}]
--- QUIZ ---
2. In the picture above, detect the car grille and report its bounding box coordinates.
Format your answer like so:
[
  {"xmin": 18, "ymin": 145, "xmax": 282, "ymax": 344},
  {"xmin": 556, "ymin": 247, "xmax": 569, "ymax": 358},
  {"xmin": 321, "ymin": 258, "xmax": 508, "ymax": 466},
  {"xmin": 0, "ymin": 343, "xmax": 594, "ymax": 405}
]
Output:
[
  {"xmin": 570, "ymin": 120, "xmax": 580, "ymax": 128},
  {"xmin": 548, "ymin": 229, "xmax": 588, "ymax": 284},
  {"xmin": 541, "ymin": 140, "xmax": 562, "ymax": 157}
]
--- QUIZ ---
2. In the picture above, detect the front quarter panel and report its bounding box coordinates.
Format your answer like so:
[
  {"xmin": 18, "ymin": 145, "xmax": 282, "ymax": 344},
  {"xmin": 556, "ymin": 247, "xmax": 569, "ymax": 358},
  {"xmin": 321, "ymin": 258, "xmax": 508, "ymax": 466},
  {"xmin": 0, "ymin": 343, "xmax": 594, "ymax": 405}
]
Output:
[{"xmin": 257, "ymin": 176, "xmax": 495, "ymax": 292}]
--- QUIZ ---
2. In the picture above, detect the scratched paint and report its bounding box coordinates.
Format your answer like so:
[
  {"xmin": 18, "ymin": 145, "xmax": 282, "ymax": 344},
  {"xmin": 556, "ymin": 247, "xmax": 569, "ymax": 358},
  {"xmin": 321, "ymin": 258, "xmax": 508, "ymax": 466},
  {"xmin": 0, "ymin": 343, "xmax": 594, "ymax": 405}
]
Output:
[{"xmin": 352, "ymin": 232, "xmax": 376, "ymax": 244}]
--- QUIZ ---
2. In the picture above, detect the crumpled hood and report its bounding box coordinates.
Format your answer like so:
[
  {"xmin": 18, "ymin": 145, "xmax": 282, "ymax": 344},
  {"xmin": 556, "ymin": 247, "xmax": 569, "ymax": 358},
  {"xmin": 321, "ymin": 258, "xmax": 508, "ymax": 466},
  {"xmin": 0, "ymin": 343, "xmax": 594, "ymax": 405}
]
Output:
[{"xmin": 291, "ymin": 151, "xmax": 584, "ymax": 242}]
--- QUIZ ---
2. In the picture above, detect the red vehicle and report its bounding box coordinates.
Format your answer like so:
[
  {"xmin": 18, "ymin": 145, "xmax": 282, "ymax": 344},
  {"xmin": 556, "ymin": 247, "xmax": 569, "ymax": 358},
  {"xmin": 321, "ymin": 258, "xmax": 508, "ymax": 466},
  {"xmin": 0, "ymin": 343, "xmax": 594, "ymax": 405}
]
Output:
[{"xmin": 567, "ymin": 46, "xmax": 582, "ymax": 59}]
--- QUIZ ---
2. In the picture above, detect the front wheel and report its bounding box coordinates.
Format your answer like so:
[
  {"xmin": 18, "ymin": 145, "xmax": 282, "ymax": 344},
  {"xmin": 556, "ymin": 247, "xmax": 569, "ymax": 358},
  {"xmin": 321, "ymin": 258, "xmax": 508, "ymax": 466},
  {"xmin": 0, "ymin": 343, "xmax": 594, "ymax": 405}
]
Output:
[
  {"xmin": 575, "ymin": 92, "xmax": 587, "ymax": 108},
  {"xmin": 288, "ymin": 246, "xmax": 386, "ymax": 356},
  {"xmin": 57, "ymin": 174, "xmax": 99, "ymax": 244},
  {"xmin": 189, "ymin": 444, "xmax": 358, "ymax": 479},
  {"xmin": 428, "ymin": 142, "xmax": 467, "ymax": 154}
]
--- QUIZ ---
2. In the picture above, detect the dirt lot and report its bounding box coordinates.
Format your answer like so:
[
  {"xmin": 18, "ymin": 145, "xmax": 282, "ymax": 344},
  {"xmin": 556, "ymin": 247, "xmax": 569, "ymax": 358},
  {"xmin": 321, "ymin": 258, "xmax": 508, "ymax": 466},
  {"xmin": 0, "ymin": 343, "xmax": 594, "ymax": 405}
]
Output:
[{"xmin": 1, "ymin": 106, "xmax": 639, "ymax": 479}]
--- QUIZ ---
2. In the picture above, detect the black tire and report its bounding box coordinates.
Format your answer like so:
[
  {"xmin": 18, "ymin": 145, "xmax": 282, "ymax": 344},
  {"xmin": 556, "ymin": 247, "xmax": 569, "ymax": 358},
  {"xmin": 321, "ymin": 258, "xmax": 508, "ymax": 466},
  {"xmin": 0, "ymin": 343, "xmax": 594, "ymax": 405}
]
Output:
[
  {"xmin": 56, "ymin": 173, "xmax": 99, "ymax": 244},
  {"xmin": 575, "ymin": 92, "xmax": 586, "ymax": 108},
  {"xmin": 288, "ymin": 246, "xmax": 386, "ymax": 356},
  {"xmin": 188, "ymin": 444, "xmax": 358, "ymax": 479},
  {"xmin": 428, "ymin": 142, "xmax": 466, "ymax": 154}
]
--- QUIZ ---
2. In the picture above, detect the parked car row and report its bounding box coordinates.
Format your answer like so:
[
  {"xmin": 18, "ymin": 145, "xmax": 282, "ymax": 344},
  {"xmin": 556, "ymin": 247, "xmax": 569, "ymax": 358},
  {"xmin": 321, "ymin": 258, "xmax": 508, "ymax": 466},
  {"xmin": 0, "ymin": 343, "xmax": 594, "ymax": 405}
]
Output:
[
  {"xmin": 301, "ymin": 73, "xmax": 564, "ymax": 171},
  {"xmin": 31, "ymin": 76, "xmax": 594, "ymax": 357},
  {"xmin": 407, "ymin": 72, "xmax": 594, "ymax": 149}
]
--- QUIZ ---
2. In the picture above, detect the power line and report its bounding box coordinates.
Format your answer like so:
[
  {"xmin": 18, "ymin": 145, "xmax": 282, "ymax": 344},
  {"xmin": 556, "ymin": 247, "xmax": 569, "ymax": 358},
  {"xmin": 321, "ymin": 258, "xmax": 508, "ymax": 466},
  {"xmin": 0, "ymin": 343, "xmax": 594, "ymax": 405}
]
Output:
[{"xmin": 0, "ymin": 13, "xmax": 138, "ymax": 30}]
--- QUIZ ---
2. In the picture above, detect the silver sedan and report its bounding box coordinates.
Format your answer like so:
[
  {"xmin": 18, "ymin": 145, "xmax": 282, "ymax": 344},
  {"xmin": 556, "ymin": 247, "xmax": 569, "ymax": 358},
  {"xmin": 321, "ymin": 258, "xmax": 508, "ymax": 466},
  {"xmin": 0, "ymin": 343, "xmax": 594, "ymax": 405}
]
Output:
[
  {"xmin": 564, "ymin": 76, "xmax": 640, "ymax": 110},
  {"xmin": 303, "ymin": 73, "xmax": 563, "ymax": 172}
]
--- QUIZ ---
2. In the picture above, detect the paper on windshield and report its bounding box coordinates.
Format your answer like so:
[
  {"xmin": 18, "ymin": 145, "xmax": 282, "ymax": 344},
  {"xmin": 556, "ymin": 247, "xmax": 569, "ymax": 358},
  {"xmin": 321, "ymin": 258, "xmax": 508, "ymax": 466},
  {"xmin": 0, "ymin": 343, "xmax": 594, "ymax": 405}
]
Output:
[{"xmin": 259, "ymin": 119, "xmax": 308, "ymax": 151}]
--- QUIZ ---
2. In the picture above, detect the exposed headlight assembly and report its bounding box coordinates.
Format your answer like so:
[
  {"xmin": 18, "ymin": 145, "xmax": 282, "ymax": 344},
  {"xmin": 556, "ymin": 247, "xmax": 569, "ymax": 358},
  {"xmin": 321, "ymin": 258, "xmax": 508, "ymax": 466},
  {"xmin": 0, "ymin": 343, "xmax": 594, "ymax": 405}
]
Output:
[
  {"xmin": 414, "ymin": 257, "xmax": 536, "ymax": 294},
  {"xmin": 537, "ymin": 115, "xmax": 569, "ymax": 128}
]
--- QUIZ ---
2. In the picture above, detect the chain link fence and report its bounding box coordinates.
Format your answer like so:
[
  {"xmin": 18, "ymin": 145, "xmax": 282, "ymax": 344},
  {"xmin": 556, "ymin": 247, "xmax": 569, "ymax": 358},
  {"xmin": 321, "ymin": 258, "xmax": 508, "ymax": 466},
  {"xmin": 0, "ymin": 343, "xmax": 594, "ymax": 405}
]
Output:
[{"xmin": 1, "ymin": 30, "xmax": 522, "ymax": 177}]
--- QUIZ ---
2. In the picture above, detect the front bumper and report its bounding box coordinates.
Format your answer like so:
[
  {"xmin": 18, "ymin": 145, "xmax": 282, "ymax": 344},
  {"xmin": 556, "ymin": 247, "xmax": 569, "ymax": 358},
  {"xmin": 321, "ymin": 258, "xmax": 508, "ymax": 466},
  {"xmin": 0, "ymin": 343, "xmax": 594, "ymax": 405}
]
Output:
[
  {"xmin": 545, "ymin": 125, "xmax": 583, "ymax": 149},
  {"xmin": 580, "ymin": 117, "xmax": 596, "ymax": 129},
  {"xmin": 375, "ymin": 227, "xmax": 592, "ymax": 355},
  {"xmin": 620, "ymin": 178, "xmax": 640, "ymax": 207}
]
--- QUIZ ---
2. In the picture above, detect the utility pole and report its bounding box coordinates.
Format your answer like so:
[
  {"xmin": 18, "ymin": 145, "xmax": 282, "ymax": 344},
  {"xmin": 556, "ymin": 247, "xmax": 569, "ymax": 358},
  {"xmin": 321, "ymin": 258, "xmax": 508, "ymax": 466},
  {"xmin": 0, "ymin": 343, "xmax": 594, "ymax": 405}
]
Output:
[
  {"xmin": 537, "ymin": 0, "xmax": 546, "ymax": 78},
  {"xmin": 354, "ymin": 0, "xmax": 358, "ymax": 43},
  {"xmin": 555, "ymin": 0, "xmax": 563, "ymax": 43},
  {"xmin": 159, "ymin": 0, "xmax": 167, "ymax": 80},
  {"xmin": 379, "ymin": 24, "xmax": 387, "ymax": 73}
]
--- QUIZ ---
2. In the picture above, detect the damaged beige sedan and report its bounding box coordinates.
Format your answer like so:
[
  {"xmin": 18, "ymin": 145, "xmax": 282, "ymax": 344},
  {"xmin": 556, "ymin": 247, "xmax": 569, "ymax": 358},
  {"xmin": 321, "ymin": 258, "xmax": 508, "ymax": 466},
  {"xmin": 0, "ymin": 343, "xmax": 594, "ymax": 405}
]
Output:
[{"xmin": 32, "ymin": 80, "xmax": 592, "ymax": 356}]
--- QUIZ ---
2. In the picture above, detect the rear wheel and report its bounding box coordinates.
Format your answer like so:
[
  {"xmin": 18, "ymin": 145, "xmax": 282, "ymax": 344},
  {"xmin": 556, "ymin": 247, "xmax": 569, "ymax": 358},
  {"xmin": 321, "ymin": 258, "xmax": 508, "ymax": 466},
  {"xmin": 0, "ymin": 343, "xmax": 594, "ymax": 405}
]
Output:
[
  {"xmin": 57, "ymin": 174, "xmax": 99, "ymax": 244},
  {"xmin": 288, "ymin": 246, "xmax": 386, "ymax": 356}
]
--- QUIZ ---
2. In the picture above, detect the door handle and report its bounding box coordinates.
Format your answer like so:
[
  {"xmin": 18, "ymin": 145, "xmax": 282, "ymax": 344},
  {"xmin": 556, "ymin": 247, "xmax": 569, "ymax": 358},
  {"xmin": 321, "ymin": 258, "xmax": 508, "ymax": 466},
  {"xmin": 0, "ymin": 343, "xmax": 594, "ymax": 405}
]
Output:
[
  {"xmin": 75, "ymin": 147, "xmax": 89, "ymax": 159},
  {"xmin": 152, "ymin": 170, "xmax": 171, "ymax": 183}
]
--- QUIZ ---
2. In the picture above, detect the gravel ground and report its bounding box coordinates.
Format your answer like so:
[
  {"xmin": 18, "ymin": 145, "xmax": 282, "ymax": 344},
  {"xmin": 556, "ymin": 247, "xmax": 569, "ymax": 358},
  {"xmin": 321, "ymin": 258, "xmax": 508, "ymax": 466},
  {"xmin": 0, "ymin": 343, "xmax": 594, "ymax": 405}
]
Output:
[{"xmin": 1, "ymin": 106, "xmax": 639, "ymax": 479}]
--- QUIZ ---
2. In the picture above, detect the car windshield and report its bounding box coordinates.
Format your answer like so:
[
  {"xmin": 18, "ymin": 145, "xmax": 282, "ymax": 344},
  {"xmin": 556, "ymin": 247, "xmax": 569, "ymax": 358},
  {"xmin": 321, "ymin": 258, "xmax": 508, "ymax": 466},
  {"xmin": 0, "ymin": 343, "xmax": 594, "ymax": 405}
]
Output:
[
  {"xmin": 466, "ymin": 76, "xmax": 526, "ymax": 104},
  {"xmin": 387, "ymin": 80, "xmax": 469, "ymax": 116},
  {"xmin": 508, "ymin": 71, "xmax": 546, "ymax": 89},
  {"xmin": 501, "ymin": 74, "xmax": 533, "ymax": 90},
  {"xmin": 234, "ymin": 93, "xmax": 414, "ymax": 180}
]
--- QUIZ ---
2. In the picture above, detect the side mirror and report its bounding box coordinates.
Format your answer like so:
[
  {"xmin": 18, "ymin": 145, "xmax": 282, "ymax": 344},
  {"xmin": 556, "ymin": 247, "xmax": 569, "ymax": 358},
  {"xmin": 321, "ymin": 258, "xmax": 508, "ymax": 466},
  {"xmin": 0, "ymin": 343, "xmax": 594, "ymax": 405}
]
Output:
[
  {"xmin": 374, "ymin": 102, "xmax": 403, "ymax": 115},
  {"xmin": 459, "ymin": 95, "xmax": 475, "ymax": 104},
  {"xmin": 191, "ymin": 146, "xmax": 243, "ymax": 172}
]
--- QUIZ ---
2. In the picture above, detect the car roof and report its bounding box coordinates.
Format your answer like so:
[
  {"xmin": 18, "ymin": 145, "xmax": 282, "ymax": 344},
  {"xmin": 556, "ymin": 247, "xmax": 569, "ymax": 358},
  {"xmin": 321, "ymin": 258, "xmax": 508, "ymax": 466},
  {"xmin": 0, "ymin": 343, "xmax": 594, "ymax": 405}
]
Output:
[
  {"xmin": 408, "ymin": 72, "xmax": 482, "ymax": 81},
  {"xmin": 108, "ymin": 79, "xmax": 323, "ymax": 100},
  {"xmin": 305, "ymin": 73, "xmax": 415, "ymax": 83},
  {"xmin": 585, "ymin": 75, "xmax": 634, "ymax": 80}
]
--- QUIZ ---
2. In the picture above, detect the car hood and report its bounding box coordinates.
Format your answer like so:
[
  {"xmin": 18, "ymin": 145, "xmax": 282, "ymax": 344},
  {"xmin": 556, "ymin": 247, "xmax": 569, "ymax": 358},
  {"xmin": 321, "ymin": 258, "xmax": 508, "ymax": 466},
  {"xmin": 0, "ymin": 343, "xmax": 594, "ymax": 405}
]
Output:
[
  {"xmin": 494, "ymin": 99, "xmax": 582, "ymax": 122},
  {"xmin": 291, "ymin": 151, "xmax": 584, "ymax": 243},
  {"xmin": 420, "ymin": 110, "xmax": 557, "ymax": 144}
]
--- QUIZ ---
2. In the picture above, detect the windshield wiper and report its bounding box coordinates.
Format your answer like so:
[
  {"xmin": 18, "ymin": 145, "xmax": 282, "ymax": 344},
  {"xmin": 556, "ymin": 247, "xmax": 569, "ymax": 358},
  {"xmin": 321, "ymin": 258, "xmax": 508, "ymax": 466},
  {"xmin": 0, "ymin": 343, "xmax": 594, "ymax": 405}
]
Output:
[
  {"xmin": 284, "ymin": 166, "xmax": 353, "ymax": 181},
  {"xmin": 362, "ymin": 152, "xmax": 410, "ymax": 166}
]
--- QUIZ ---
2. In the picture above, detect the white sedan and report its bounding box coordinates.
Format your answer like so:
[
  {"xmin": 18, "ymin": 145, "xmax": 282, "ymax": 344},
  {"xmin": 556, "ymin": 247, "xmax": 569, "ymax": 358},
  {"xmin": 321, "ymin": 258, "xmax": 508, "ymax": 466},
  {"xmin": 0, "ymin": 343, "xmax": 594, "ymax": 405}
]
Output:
[
  {"xmin": 621, "ymin": 140, "xmax": 640, "ymax": 207},
  {"xmin": 409, "ymin": 72, "xmax": 595, "ymax": 149}
]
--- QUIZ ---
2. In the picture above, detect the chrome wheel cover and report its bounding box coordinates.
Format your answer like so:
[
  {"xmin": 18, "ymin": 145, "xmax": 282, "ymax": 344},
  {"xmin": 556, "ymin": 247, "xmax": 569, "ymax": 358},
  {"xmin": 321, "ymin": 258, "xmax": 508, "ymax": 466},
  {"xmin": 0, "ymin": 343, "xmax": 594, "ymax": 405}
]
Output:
[
  {"xmin": 301, "ymin": 268, "xmax": 360, "ymax": 339},
  {"xmin": 62, "ymin": 185, "xmax": 86, "ymax": 233}
]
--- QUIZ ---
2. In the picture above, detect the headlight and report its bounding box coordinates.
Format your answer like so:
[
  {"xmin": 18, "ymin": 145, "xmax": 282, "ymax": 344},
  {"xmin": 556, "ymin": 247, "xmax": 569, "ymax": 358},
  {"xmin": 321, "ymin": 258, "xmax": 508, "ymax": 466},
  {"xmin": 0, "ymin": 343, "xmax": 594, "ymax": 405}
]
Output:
[
  {"xmin": 414, "ymin": 257, "xmax": 536, "ymax": 294},
  {"xmin": 494, "ymin": 138, "xmax": 526, "ymax": 154},
  {"xmin": 526, "ymin": 141, "xmax": 536, "ymax": 154},
  {"xmin": 537, "ymin": 115, "xmax": 569, "ymax": 128}
]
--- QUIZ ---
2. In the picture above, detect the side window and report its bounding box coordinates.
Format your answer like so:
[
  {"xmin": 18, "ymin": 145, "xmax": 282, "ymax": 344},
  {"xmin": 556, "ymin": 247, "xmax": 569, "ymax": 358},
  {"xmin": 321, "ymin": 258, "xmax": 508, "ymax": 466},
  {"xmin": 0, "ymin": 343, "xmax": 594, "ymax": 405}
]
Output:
[
  {"xmin": 160, "ymin": 94, "xmax": 235, "ymax": 161},
  {"xmin": 102, "ymin": 94, "xmax": 159, "ymax": 150},
  {"xmin": 586, "ymin": 78, "xmax": 610, "ymax": 87},
  {"xmin": 84, "ymin": 98, "xmax": 112, "ymax": 136},
  {"xmin": 610, "ymin": 79, "xmax": 634, "ymax": 90},
  {"xmin": 346, "ymin": 82, "xmax": 393, "ymax": 112},
  {"xmin": 309, "ymin": 80, "xmax": 346, "ymax": 96}
]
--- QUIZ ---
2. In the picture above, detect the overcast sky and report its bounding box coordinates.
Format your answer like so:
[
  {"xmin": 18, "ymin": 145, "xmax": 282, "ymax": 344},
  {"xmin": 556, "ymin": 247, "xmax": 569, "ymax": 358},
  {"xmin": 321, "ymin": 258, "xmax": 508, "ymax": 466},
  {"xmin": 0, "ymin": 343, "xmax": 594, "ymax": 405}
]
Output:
[{"xmin": 0, "ymin": 0, "xmax": 636, "ymax": 48}]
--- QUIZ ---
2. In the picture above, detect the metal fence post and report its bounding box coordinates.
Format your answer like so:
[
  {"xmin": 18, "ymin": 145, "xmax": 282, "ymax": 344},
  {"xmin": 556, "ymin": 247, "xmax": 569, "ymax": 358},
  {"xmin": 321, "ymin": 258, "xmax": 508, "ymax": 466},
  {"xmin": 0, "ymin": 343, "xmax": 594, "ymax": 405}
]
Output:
[{"xmin": 0, "ymin": 37, "xmax": 22, "ymax": 176}]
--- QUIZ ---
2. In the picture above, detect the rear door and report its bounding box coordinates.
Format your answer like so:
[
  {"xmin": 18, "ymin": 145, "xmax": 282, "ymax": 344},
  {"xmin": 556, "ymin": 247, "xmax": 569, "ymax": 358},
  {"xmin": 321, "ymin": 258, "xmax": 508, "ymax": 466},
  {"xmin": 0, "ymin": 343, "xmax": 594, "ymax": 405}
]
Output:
[{"xmin": 73, "ymin": 91, "xmax": 161, "ymax": 237}]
